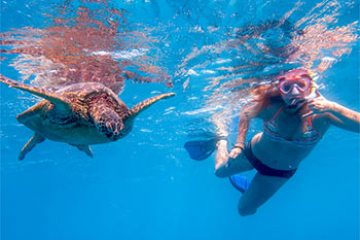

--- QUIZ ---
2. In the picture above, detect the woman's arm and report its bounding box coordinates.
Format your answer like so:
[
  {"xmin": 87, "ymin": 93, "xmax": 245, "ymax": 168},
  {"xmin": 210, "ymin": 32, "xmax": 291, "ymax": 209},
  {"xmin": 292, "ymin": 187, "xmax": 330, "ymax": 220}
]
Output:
[
  {"xmin": 233, "ymin": 108, "xmax": 253, "ymax": 149},
  {"xmin": 303, "ymin": 96, "xmax": 360, "ymax": 133},
  {"xmin": 326, "ymin": 102, "xmax": 360, "ymax": 132},
  {"xmin": 229, "ymin": 101, "xmax": 264, "ymax": 158}
]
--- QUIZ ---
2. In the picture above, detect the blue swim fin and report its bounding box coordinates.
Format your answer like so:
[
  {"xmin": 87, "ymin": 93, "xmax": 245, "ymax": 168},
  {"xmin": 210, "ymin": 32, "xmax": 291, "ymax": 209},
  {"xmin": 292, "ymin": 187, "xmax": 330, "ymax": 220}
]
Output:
[
  {"xmin": 229, "ymin": 174, "xmax": 249, "ymax": 193},
  {"xmin": 184, "ymin": 138, "xmax": 217, "ymax": 161}
]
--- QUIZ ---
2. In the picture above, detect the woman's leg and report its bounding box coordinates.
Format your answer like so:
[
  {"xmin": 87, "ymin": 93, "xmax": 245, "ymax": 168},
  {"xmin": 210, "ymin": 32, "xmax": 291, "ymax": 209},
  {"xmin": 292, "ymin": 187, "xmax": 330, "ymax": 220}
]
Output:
[
  {"xmin": 212, "ymin": 109, "xmax": 253, "ymax": 177},
  {"xmin": 238, "ymin": 172, "xmax": 288, "ymax": 216},
  {"xmin": 214, "ymin": 139, "xmax": 253, "ymax": 178}
]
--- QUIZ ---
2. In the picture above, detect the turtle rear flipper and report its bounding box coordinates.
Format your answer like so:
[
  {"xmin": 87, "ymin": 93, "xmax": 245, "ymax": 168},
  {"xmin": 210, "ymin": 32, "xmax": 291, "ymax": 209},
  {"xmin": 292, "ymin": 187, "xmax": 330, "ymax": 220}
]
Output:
[
  {"xmin": 0, "ymin": 75, "xmax": 71, "ymax": 111},
  {"xmin": 71, "ymin": 144, "xmax": 93, "ymax": 158},
  {"xmin": 128, "ymin": 92, "xmax": 175, "ymax": 117},
  {"xmin": 19, "ymin": 133, "xmax": 45, "ymax": 160}
]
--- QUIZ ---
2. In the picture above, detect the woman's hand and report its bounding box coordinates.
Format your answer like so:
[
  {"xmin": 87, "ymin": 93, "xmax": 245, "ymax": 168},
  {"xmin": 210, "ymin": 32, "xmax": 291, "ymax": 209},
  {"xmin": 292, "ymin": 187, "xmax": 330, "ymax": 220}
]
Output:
[
  {"xmin": 302, "ymin": 95, "xmax": 360, "ymax": 132},
  {"xmin": 302, "ymin": 96, "xmax": 334, "ymax": 118},
  {"xmin": 229, "ymin": 147, "xmax": 243, "ymax": 159}
]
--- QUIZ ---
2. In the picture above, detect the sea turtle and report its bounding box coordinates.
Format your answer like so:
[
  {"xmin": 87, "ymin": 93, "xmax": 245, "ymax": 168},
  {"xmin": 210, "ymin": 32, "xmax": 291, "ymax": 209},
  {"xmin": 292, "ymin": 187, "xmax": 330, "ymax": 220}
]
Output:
[{"xmin": 0, "ymin": 75, "xmax": 175, "ymax": 160}]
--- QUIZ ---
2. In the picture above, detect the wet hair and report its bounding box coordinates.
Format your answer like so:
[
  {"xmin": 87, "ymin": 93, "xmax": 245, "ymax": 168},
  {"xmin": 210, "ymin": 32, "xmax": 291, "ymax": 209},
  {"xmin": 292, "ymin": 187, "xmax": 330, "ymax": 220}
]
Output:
[{"xmin": 249, "ymin": 82, "xmax": 281, "ymax": 110}]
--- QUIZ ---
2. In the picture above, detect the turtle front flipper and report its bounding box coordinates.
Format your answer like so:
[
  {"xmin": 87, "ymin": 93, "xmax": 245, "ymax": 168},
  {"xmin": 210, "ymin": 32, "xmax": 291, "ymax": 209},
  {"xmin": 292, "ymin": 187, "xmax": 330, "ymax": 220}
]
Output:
[
  {"xmin": 0, "ymin": 74, "xmax": 71, "ymax": 111},
  {"xmin": 128, "ymin": 92, "xmax": 175, "ymax": 117},
  {"xmin": 90, "ymin": 105, "xmax": 125, "ymax": 140},
  {"xmin": 19, "ymin": 133, "xmax": 45, "ymax": 160}
]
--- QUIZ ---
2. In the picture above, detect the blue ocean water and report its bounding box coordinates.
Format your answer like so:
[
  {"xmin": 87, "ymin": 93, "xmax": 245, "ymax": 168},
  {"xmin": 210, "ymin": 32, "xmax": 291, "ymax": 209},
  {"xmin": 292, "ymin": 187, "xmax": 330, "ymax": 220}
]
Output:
[{"xmin": 1, "ymin": 1, "xmax": 359, "ymax": 240}]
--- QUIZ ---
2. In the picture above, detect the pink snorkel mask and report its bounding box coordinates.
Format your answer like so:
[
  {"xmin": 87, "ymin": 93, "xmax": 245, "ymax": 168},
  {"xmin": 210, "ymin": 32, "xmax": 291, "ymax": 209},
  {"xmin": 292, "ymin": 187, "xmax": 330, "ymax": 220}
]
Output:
[
  {"xmin": 278, "ymin": 73, "xmax": 312, "ymax": 94},
  {"xmin": 276, "ymin": 69, "xmax": 315, "ymax": 109}
]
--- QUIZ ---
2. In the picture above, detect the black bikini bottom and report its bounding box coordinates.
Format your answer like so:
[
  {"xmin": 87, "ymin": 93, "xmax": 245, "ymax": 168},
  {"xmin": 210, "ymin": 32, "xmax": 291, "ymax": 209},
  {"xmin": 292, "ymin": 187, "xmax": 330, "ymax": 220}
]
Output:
[{"xmin": 244, "ymin": 142, "xmax": 297, "ymax": 179}]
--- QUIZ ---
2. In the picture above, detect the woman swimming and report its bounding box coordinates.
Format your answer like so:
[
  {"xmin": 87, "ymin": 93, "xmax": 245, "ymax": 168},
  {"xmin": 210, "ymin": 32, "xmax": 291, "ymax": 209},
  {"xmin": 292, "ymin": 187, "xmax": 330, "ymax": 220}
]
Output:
[{"xmin": 214, "ymin": 68, "xmax": 360, "ymax": 216}]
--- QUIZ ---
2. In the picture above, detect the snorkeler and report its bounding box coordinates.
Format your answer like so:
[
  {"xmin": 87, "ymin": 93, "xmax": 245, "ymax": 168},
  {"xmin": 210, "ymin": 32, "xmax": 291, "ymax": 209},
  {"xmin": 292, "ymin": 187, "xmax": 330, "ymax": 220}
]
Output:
[
  {"xmin": 218, "ymin": 68, "xmax": 360, "ymax": 215},
  {"xmin": 187, "ymin": 68, "xmax": 360, "ymax": 216}
]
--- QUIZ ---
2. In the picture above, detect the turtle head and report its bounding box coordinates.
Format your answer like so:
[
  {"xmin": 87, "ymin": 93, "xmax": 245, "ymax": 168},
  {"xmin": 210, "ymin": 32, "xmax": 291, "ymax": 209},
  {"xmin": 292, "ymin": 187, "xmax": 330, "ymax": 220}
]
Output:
[{"xmin": 90, "ymin": 104, "xmax": 126, "ymax": 141}]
